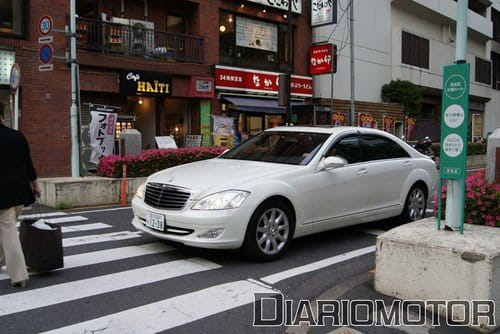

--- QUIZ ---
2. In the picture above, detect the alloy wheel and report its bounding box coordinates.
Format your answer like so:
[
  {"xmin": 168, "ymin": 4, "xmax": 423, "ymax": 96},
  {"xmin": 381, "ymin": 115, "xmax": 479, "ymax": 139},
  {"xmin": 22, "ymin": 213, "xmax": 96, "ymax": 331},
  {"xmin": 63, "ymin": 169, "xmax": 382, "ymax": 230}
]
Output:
[
  {"xmin": 408, "ymin": 188, "xmax": 426, "ymax": 221},
  {"xmin": 255, "ymin": 208, "xmax": 290, "ymax": 256}
]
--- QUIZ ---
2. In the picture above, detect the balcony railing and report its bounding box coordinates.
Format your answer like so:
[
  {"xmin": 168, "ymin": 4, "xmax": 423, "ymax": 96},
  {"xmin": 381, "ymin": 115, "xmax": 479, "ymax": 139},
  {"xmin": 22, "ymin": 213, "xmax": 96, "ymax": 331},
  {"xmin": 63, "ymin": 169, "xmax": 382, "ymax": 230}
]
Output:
[{"xmin": 76, "ymin": 18, "xmax": 204, "ymax": 64}]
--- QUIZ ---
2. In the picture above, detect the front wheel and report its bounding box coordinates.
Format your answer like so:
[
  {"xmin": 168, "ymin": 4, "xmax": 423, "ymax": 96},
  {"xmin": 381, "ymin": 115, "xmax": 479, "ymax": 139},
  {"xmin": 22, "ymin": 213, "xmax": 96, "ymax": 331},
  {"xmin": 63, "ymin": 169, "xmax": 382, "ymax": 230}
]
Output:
[
  {"xmin": 400, "ymin": 185, "xmax": 427, "ymax": 222},
  {"xmin": 241, "ymin": 201, "xmax": 294, "ymax": 261}
]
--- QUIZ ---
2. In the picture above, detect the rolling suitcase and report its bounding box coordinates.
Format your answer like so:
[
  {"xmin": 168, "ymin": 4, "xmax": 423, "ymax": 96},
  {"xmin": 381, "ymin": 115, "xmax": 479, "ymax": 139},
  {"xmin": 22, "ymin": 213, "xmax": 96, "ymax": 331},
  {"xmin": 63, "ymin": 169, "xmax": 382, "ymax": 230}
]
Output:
[{"xmin": 19, "ymin": 219, "xmax": 64, "ymax": 272}]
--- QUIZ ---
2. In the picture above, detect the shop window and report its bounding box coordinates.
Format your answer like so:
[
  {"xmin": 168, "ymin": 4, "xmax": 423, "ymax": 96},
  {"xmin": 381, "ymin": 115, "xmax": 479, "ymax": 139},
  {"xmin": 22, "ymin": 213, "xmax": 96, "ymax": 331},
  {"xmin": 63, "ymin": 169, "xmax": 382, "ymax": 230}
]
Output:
[
  {"xmin": 402, "ymin": 31, "xmax": 429, "ymax": 69},
  {"xmin": 77, "ymin": 0, "xmax": 97, "ymax": 18},
  {"xmin": 167, "ymin": 15, "xmax": 185, "ymax": 34},
  {"xmin": 491, "ymin": 52, "xmax": 500, "ymax": 90},
  {"xmin": 0, "ymin": 0, "xmax": 27, "ymax": 37},
  {"xmin": 475, "ymin": 57, "xmax": 491, "ymax": 85},
  {"xmin": 219, "ymin": 11, "xmax": 293, "ymax": 71},
  {"xmin": 0, "ymin": 87, "xmax": 12, "ymax": 127}
]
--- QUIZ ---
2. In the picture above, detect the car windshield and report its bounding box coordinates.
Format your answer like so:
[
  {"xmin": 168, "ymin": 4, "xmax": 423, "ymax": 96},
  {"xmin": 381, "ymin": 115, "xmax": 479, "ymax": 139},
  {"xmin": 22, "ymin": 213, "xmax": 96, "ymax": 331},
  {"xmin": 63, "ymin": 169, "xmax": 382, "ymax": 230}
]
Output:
[{"xmin": 219, "ymin": 131, "xmax": 330, "ymax": 165}]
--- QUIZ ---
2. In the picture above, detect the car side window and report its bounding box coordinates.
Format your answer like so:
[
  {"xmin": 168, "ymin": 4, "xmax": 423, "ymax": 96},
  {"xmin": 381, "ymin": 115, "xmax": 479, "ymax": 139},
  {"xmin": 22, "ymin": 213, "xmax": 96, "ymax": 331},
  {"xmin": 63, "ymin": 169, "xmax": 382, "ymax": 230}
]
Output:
[
  {"xmin": 326, "ymin": 135, "xmax": 362, "ymax": 164},
  {"xmin": 391, "ymin": 141, "xmax": 411, "ymax": 158},
  {"xmin": 360, "ymin": 135, "xmax": 409, "ymax": 161}
]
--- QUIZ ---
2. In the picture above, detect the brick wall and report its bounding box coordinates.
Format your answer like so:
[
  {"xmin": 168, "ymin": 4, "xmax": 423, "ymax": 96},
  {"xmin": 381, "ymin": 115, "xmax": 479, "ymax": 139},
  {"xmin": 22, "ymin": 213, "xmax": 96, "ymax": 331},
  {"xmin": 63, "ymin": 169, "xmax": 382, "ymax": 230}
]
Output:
[{"xmin": 315, "ymin": 98, "xmax": 405, "ymax": 129}]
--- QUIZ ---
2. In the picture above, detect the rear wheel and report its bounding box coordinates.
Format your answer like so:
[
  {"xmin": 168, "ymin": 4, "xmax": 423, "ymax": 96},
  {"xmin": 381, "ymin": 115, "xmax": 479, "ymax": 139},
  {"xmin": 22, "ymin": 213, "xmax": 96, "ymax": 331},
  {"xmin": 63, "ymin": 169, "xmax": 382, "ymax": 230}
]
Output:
[
  {"xmin": 400, "ymin": 184, "xmax": 427, "ymax": 222},
  {"xmin": 241, "ymin": 200, "xmax": 294, "ymax": 261}
]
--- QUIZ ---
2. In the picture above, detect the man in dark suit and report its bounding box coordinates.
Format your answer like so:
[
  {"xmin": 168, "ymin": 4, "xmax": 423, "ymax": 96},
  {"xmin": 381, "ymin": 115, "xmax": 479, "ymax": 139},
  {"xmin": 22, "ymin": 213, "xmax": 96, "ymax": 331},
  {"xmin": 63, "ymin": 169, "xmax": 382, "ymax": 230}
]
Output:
[{"xmin": 0, "ymin": 101, "xmax": 40, "ymax": 288}]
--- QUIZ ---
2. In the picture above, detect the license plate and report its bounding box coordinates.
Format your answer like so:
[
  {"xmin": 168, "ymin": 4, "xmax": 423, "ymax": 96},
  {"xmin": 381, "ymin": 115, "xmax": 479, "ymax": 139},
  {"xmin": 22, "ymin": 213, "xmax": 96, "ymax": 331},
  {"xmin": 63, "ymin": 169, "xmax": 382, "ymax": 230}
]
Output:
[{"xmin": 145, "ymin": 212, "xmax": 165, "ymax": 231}]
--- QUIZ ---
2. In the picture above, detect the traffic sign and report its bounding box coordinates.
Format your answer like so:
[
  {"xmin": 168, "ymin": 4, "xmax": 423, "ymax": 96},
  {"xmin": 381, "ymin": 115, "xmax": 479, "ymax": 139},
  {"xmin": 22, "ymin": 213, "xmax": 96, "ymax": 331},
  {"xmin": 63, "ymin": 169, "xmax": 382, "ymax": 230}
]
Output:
[
  {"xmin": 39, "ymin": 16, "xmax": 54, "ymax": 35},
  {"xmin": 39, "ymin": 44, "xmax": 54, "ymax": 64},
  {"xmin": 9, "ymin": 63, "xmax": 20, "ymax": 93},
  {"xmin": 39, "ymin": 64, "xmax": 54, "ymax": 72},
  {"xmin": 38, "ymin": 36, "xmax": 54, "ymax": 44},
  {"xmin": 439, "ymin": 63, "xmax": 470, "ymax": 180}
]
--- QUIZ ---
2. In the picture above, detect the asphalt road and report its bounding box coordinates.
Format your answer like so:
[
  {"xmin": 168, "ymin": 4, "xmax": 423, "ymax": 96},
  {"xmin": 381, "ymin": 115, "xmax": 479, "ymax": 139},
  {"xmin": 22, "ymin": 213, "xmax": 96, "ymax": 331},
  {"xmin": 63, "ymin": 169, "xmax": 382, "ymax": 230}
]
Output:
[{"xmin": 0, "ymin": 205, "xmax": 478, "ymax": 334}]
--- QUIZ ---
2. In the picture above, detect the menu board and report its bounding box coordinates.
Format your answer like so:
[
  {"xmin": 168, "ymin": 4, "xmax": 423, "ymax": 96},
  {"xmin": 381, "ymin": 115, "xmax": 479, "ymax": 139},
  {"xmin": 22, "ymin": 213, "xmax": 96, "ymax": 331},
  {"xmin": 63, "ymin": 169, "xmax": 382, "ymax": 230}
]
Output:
[
  {"xmin": 185, "ymin": 134, "xmax": 202, "ymax": 148},
  {"xmin": 155, "ymin": 136, "xmax": 177, "ymax": 149},
  {"xmin": 236, "ymin": 16, "xmax": 277, "ymax": 52}
]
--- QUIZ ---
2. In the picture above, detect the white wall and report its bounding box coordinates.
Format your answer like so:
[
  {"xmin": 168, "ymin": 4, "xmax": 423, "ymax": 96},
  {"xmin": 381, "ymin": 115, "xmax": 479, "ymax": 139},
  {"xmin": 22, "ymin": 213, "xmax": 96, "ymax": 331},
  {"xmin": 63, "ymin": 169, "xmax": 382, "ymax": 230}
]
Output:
[
  {"xmin": 313, "ymin": 0, "xmax": 391, "ymax": 103},
  {"xmin": 312, "ymin": 0, "xmax": 498, "ymax": 136}
]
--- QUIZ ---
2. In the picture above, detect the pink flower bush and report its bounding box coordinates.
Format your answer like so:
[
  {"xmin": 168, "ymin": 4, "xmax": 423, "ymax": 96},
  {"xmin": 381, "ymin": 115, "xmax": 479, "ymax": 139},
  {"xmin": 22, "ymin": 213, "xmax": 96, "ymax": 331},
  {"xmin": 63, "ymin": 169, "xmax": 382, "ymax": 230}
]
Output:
[
  {"xmin": 434, "ymin": 169, "xmax": 500, "ymax": 227},
  {"xmin": 97, "ymin": 147, "xmax": 227, "ymax": 178}
]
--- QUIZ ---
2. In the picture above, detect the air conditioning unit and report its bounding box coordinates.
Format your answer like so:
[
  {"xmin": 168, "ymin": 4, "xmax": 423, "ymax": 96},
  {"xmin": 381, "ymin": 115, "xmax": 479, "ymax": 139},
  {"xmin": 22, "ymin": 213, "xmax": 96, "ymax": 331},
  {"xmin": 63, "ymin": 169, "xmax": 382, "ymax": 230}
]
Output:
[{"xmin": 129, "ymin": 19, "xmax": 155, "ymax": 56}]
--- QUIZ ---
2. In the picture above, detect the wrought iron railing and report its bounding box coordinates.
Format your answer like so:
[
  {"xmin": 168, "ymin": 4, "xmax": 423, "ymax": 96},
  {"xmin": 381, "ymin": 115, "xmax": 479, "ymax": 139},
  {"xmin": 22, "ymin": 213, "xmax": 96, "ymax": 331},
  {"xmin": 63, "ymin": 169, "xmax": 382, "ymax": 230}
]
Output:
[{"xmin": 76, "ymin": 18, "xmax": 204, "ymax": 64}]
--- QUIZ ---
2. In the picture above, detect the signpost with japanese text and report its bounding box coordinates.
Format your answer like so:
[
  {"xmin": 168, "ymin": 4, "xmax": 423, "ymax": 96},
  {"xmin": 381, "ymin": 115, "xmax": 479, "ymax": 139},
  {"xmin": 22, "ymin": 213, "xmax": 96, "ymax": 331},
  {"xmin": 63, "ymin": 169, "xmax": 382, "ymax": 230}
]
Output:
[
  {"xmin": 439, "ymin": 64, "xmax": 469, "ymax": 180},
  {"xmin": 437, "ymin": 63, "xmax": 470, "ymax": 233}
]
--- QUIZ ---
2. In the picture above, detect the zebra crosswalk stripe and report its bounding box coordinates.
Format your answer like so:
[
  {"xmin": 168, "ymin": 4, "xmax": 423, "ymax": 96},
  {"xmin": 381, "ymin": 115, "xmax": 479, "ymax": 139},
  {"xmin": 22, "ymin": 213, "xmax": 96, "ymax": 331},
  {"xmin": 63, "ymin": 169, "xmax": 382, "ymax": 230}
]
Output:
[
  {"xmin": 0, "ymin": 243, "xmax": 175, "ymax": 281},
  {"xmin": 60, "ymin": 223, "xmax": 112, "ymax": 233},
  {"xmin": 0, "ymin": 258, "xmax": 221, "ymax": 317},
  {"xmin": 62, "ymin": 231, "xmax": 143, "ymax": 247},
  {"xmin": 42, "ymin": 279, "xmax": 278, "ymax": 334},
  {"xmin": 18, "ymin": 212, "xmax": 68, "ymax": 220}
]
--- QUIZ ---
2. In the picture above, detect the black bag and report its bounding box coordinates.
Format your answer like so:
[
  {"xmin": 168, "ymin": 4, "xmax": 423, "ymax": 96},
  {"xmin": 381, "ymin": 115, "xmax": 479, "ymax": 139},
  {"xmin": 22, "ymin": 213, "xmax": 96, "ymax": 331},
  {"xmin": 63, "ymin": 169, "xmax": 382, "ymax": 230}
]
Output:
[{"xmin": 19, "ymin": 219, "xmax": 64, "ymax": 272}]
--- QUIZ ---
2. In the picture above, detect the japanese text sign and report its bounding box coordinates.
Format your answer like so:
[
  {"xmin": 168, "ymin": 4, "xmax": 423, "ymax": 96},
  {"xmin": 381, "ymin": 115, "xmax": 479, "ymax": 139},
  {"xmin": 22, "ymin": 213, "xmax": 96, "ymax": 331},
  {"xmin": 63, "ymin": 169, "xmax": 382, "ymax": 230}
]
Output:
[
  {"xmin": 309, "ymin": 44, "xmax": 336, "ymax": 75},
  {"xmin": 89, "ymin": 105, "xmax": 118, "ymax": 165},
  {"xmin": 440, "ymin": 63, "xmax": 470, "ymax": 180},
  {"xmin": 215, "ymin": 66, "xmax": 313, "ymax": 97}
]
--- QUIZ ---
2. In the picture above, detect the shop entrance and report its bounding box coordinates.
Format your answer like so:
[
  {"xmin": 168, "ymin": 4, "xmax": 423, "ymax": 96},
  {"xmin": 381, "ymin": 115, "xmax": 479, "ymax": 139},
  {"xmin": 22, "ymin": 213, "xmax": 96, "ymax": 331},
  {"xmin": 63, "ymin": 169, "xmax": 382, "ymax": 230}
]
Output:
[{"xmin": 160, "ymin": 98, "xmax": 190, "ymax": 147}]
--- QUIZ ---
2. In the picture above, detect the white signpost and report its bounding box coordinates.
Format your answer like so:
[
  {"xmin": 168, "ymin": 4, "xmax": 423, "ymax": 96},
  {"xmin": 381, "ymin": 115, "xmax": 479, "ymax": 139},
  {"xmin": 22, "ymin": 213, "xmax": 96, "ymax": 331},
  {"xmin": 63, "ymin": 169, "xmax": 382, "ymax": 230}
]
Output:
[{"xmin": 9, "ymin": 63, "xmax": 20, "ymax": 130}]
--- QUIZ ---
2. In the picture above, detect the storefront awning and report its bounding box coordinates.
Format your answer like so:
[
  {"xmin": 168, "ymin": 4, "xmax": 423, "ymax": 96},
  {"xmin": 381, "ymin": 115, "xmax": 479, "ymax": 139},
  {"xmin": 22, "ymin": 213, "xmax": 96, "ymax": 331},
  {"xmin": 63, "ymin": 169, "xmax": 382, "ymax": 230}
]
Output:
[{"xmin": 221, "ymin": 95, "xmax": 305, "ymax": 114}]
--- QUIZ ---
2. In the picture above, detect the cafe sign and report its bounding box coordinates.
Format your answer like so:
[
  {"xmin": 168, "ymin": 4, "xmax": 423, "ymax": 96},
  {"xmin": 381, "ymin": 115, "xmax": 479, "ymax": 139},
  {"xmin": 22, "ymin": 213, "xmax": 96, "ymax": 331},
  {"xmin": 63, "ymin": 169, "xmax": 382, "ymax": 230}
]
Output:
[{"xmin": 120, "ymin": 70, "xmax": 172, "ymax": 96}]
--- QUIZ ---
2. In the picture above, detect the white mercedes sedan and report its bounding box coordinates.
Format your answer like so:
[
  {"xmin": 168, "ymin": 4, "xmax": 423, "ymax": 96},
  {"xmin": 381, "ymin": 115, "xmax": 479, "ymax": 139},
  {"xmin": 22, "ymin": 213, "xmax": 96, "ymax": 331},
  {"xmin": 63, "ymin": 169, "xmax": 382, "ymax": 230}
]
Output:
[{"xmin": 132, "ymin": 126, "xmax": 437, "ymax": 260}]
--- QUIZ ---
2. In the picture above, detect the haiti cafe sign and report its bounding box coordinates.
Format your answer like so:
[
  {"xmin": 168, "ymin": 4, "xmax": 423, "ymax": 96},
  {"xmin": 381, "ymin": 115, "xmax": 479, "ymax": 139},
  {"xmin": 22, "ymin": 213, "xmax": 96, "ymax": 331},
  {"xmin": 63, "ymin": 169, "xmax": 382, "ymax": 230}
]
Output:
[{"xmin": 120, "ymin": 70, "xmax": 172, "ymax": 96}]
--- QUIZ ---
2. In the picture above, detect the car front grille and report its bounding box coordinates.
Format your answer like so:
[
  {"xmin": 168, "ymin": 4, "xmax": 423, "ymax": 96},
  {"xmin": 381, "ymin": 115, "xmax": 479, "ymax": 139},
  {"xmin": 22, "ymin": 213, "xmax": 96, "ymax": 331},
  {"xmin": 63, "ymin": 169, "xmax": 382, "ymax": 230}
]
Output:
[{"xmin": 144, "ymin": 183, "xmax": 191, "ymax": 210}]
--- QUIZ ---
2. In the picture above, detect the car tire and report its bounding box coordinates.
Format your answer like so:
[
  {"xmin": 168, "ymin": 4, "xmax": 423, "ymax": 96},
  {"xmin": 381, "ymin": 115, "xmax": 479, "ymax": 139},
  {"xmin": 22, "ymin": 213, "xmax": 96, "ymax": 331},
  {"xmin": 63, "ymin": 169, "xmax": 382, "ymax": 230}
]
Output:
[
  {"xmin": 241, "ymin": 200, "xmax": 295, "ymax": 261},
  {"xmin": 400, "ymin": 184, "xmax": 427, "ymax": 223}
]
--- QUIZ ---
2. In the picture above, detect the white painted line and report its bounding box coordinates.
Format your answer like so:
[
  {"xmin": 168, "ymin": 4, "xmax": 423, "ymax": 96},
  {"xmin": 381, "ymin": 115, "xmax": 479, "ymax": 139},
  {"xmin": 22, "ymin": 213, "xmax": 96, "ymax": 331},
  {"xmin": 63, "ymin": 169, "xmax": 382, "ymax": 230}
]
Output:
[
  {"xmin": 62, "ymin": 231, "xmax": 143, "ymax": 247},
  {"xmin": 60, "ymin": 223, "xmax": 112, "ymax": 233},
  {"xmin": 0, "ymin": 243, "xmax": 175, "ymax": 281},
  {"xmin": 15, "ymin": 222, "xmax": 111, "ymax": 233},
  {"xmin": 426, "ymin": 209, "xmax": 434, "ymax": 213},
  {"xmin": 46, "ymin": 216, "xmax": 89, "ymax": 224},
  {"xmin": 0, "ymin": 258, "xmax": 221, "ymax": 317},
  {"xmin": 43, "ymin": 279, "xmax": 278, "ymax": 334},
  {"xmin": 261, "ymin": 246, "xmax": 376, "ymax": 285},
  {"xmin": 18, "ymin": 212, "xmax": 68, "ymax": 220},
  {"xmin": 69, "ymin": 206, "xmax": 132, "ymax": 215},
  {"xmin": 359, "ymin": 229, "xmax": 386, "ymax": 236}
]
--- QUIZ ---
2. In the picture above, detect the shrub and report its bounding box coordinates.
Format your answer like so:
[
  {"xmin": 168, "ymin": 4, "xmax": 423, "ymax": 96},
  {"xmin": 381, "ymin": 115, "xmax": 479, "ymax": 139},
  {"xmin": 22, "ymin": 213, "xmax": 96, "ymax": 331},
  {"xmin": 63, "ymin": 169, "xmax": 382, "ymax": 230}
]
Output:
[
  {"xmin": 434, "ymin": 169, "xmax": 500, "ymax": 227},
  {"xmin": 431, "ymin": 142, "xmax": 487, "ymax": 157},
  {"xmin": 97, "ymin": 147, "xmax": 227, "ymax": 178},
  {"xmin": 381, "ymin": 79, "xmax": 423, "ymax": 118}
]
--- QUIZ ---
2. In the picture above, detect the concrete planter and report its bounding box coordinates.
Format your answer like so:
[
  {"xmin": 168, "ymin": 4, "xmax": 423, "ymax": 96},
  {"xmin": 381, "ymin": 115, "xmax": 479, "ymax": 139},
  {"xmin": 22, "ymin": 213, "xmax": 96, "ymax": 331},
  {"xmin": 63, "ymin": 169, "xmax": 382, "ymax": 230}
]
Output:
[
  {"xmin": 38, "ymin": 176, "xmax": 147, "ymax": 208},
  {"xmin": 375, "ymin": 218, "xmax": 499, "ymax": 333}
]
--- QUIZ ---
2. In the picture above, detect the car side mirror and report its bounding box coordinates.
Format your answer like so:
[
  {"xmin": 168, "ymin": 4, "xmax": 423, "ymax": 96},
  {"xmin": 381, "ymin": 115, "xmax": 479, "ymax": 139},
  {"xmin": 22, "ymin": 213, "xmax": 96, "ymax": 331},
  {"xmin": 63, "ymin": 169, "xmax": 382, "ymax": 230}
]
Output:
[{"xmin": 322, "ymin": 156, "xmax": 347, "ymax": 170}]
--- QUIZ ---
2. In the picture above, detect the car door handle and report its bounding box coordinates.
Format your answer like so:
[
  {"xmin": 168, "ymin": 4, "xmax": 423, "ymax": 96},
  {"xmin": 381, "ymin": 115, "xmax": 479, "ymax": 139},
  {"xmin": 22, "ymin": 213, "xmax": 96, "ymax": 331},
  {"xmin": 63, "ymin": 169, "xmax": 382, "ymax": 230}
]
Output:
[
  {"xmin": 403, "ymin": 161, "xmax": 412, "ymax": 167},
  {"xmin": 358, "ymin": 168, "xmax": 367, "ymax": 175}
]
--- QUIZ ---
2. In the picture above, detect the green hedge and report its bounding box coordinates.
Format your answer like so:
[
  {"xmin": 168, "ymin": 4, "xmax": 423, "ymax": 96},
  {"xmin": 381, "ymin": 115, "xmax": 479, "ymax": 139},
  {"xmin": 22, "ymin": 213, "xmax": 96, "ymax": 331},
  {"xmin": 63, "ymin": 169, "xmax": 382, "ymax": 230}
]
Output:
[{"xmin": 431, "ymin": 142, "xmax": 486, "ymax": 157}]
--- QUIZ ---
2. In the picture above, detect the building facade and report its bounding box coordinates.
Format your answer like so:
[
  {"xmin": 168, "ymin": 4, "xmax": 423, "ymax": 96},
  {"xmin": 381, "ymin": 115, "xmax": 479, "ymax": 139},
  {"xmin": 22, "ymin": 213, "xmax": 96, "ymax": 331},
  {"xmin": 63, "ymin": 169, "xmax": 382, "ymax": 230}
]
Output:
[
  {"xmin": 314, "ymin": 0, "xmax": 500, "ymax": 141},
  {"xmin": 0, "ymin": 0, "xmax": 313, "ymax": 176}
]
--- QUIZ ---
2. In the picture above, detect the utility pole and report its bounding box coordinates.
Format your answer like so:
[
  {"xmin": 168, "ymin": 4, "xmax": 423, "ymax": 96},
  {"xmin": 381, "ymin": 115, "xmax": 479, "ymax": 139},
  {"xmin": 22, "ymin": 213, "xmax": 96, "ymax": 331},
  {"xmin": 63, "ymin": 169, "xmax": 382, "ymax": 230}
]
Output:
[
  {"xmin": 445, "ymin": 0, "xmax": 468, "ymax": 231},
  {"xmin": 349, "ymin": 0, "xmax": 355, "ymax": 126},
  {"xmin": 70, "ymin": 0, "xmax": 80, "ymax": 177},
  {"xmin": 286, "ymin": 0, "xmax": 293, "ymax": 126}
]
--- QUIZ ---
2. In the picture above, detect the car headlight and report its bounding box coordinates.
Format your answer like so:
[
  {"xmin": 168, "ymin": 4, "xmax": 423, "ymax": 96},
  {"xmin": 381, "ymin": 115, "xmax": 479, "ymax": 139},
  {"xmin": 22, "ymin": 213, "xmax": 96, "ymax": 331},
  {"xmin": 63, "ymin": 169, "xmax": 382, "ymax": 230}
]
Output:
[
  {"xmin": 136, "ymin": 182, "xmax": 146, "ymax": 199},
  {"xmin": 192, "ymin": 190, "xmax": 250, "ymax": 210}
]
